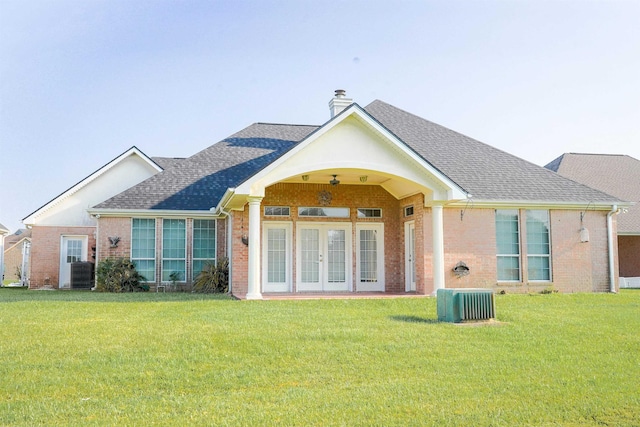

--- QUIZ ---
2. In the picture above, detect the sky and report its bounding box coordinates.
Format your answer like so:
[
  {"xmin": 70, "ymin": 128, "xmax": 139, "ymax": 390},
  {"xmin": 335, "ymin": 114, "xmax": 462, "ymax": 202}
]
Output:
[{"xmin": 1, "ymin": 0, "xmax": 639, "ymax": 233}]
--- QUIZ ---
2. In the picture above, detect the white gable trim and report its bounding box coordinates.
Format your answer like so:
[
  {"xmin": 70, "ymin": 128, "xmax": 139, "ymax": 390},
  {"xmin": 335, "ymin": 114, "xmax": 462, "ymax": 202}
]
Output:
[
  {"xmin": 23, "ymin": 147, "xmax": 162, "ymax": 225},
  {"xmin": 225, "ymin": 104, "xmax": 467, "ymax": 208}
]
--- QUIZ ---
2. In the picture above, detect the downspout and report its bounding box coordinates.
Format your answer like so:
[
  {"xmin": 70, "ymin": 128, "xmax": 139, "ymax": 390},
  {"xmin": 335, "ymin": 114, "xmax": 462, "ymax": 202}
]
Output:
[{"xmin": 607, "ymin": 204, "xmax": 620, "ymax": 293}]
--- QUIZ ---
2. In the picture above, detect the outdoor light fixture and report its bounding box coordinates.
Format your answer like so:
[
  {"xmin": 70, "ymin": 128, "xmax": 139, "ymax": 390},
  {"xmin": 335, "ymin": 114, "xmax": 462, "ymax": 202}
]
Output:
[
  {"xmin": 580, "ymin": 203, "xmax": 591, "ymax": 243},
  {"xmin": 330, "ymin": 175, "xmax": 340, "ymax": 186},
  {"xmin": 580, "ymin": 227, "xmax": 590, "ymax": 243}
]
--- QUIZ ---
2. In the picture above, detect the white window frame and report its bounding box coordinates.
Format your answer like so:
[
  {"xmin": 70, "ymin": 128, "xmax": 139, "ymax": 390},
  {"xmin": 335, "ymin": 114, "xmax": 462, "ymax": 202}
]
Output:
[
  {"xmin": 526, "ymin": 210, "xmax": 552, "ymax": 282},
  {"xmin": 131, "ymin": 218, "xmax": 156, "ymax": 283},
  {"xmin": 262, "ymin": 221, "xmax": 293, "ymax": 292},
  {"xmin": 161, "ymin": 218, "xmax": 187, "ymax": 283},
  {"xmin": 192, "ymin": 219, "xmax": 217, "ymax": 281},
  {"xmin": 496, "ymin": 210, "xmax": 521, "ymax": 282},
  {"xmin": 356, "ymin": 223, "xmax": 385, "ymax": 292},
  {"xmin": 357, "ymin": 208, "xmax": 382, "ymax": 218}
]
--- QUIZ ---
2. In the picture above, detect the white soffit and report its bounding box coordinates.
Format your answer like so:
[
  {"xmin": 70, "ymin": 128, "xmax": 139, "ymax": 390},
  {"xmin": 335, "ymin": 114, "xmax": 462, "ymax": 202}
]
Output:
[{"xmin": 233, "ymin": 105, "xmax": 466, "ymax": 201}]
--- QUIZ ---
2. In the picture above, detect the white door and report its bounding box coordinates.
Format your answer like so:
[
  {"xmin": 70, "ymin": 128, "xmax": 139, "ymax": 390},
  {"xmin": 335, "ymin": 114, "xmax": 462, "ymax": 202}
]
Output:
[
  {"xmin": 59, "ymin": 236, "xmax": 88, "ymax": 288},
  {"xmin": 356, "ymin": 224, "xmax": 385, "ymax": 291},
  {"xmin": 296, "ymin": 223, "xmax": 351, "ymax": 292},
  {"xmin": 405, "ymin": 222, "xmax": 416, "ymax": 292},
  {"xmin": 262, "ymin": 222, "xmax": 292, "ymax": 292}
]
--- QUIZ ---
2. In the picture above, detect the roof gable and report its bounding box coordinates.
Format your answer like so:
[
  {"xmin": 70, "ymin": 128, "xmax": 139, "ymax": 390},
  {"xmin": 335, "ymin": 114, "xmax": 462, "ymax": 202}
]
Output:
[
  {"xmin": 23, "ymin": 146, "xmax": 163, "ymax": 226},
  {"xmin": 229, "ymin": 103, "xmax": 467, "ymax": 206}
]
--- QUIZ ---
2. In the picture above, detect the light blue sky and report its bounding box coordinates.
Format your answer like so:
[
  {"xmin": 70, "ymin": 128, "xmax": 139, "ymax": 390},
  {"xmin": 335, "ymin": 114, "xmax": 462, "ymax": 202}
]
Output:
[{"xmin": 1, "ymin": 0, "xmax": 639, "ymax": 233}]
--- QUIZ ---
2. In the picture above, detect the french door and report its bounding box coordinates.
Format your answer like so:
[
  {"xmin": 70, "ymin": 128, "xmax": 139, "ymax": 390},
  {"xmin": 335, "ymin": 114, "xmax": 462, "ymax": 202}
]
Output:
[
  {"xmin": 405, "ymin": 221, "xmax": 416, "ymax": 292},
  {"xmin": 59, "ymin": 236, "xmax": 88, "ymax": 288},
  {"xmin": 296, "ymin": 223, "xmax": 352, "ymax": 292}
]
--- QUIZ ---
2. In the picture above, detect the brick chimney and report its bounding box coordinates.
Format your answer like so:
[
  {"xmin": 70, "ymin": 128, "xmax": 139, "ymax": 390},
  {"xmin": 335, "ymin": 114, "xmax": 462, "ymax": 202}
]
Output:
[{"xmin": 328, "ymin": 89, "xmax": 353, "ymax": 118}]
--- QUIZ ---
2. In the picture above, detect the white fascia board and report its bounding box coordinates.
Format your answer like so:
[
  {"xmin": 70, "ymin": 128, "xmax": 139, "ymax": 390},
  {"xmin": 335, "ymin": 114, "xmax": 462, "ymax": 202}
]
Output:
[
  {"xmin": 446, "ymin": 199, "xmax": 630, "ymax": 210},
  {"xmin": 86, "ymin": 208, "xmax": 222, "ymax": 219},
  {"xmin": 23, "ymin": 147, "xmax": 162, "ymax": 225},
  {"xmin": 233, "ymin": 104, "xmax": 467, "ymax": 200}
]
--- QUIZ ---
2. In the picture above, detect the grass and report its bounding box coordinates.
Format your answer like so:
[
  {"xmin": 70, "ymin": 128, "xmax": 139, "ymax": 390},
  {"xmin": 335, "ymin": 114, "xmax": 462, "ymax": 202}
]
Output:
[{"xmin": 1, "ymin": 288, "xmax": 639, "ymax": 426}]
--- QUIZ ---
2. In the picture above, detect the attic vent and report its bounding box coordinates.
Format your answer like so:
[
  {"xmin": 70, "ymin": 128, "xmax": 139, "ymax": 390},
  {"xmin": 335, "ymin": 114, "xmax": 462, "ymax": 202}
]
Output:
[{"xmin": 437, "ymin": 288, "xmax": 495, "ymax": 323}]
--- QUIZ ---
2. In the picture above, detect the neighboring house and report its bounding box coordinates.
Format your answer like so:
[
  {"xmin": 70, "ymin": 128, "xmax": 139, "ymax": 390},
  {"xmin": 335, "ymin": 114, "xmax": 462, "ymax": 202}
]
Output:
[
  {"xmin": 0, "ymin": 222, "xmax": 9, "ymax": 282},
  {"xmin": 26, "ymin": 91, "xmax": 628, "ymax": 297},
  {"xmin": 23, "ymin": 148, "xmax": 184, "ymax": 289},
  {"xmin": 2, "ymin": 229, "xmax": 32, "ymax": 284},
  {"xmin": 545, "ymin": 153, "xmax": 640, "ymax": 284}
]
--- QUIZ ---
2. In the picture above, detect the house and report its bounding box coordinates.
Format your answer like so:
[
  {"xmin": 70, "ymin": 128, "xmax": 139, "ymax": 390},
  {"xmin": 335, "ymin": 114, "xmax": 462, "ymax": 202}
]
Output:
[
  {"xmin": 2, "ymin": 229, "xmax": 32, "ymax": 284},
  {"xmin": 25, "ymin": 91, "xmax": 628, "ymax": 297},
  {"xmin": 545, "ymin": 153, "xmax": 640, "ymax": 286},
  {"xmin": 0, "ymin": 222, "xmax": 9, "ymax": 282},
  {"xmin": 22, "ymin": 148, "xmax": 184, "ymax": 289}
]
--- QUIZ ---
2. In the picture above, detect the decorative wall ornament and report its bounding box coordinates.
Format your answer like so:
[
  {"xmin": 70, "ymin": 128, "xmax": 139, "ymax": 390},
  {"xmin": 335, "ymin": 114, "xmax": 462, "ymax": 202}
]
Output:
[
  {"xmin": 318, "ymin": 190, "xmax": 332, "ymax": 206},
  {"xmin": 453, "ymin": 261, "xmax": 470, "ymax": 278},
  {"xmin": 108, "ymin": 236, "xmax": 120, "ymax": 248}
]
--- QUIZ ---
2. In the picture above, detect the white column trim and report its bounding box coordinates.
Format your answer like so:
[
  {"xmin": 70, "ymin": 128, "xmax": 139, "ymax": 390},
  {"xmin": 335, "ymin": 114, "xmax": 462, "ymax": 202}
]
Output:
[
  {"xmin": 246, "ymin": 196, "xmax": 263, "ymax": 300},
  {"xmin": 432, "ymin": 204, "xmax": 445, "ymax": 295}
]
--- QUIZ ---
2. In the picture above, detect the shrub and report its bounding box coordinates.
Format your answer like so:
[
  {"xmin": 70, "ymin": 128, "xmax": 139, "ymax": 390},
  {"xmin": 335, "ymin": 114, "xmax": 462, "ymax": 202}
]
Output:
[
  {"xmin": 96, "ymin": 258, "xmax": 149, "ymax": 292},
  {"xmin": 192, "ymin": 258, "xmax": 229, "ymax": 293}
]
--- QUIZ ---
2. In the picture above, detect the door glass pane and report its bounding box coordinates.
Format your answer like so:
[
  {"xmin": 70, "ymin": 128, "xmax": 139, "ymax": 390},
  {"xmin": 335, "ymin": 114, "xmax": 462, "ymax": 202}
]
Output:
[
  {"xmin": 66, "ymin": 240, "xmax": 82, "ymax": 263},
  {"xmin": 327, "ymin": 229, "xmax": 346, "ymax": 283},
  {"xmin": 268, "ymin": 228, "xmax": 286, "ymax": 283},
  {"xmin": 301, "ymin": 229, "xmax": 319, "ymax": 283},
  {"xmin": 410, "ymin": 226, "xmax": 416, "ymax": 283},
  {"xmin": 359, "ymin": 229, "xmax": 377, "ymax": 282}
]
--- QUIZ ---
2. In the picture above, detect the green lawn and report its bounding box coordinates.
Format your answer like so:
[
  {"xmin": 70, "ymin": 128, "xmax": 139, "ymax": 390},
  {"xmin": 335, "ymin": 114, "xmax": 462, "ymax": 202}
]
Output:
[{"xmin": 1, "ymin": 288, "xmax": 638, "ymax": 426}]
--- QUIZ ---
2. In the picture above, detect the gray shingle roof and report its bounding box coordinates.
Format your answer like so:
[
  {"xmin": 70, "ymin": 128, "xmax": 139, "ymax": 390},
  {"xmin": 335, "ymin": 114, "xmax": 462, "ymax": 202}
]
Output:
[
  {"xmin": 364, "ymin": 100, "xmax": 621, "ymax": 203},
  {"xmin": 545, "ymin": 153, "xmax": 640, "ymax": 232},
  {"xmin": 95, "ymin": 100, "xmax": 623, "ymax": 212},
  {"xmin": 95, "ymin": 123, "xmax": 319, "ymax": 210}
]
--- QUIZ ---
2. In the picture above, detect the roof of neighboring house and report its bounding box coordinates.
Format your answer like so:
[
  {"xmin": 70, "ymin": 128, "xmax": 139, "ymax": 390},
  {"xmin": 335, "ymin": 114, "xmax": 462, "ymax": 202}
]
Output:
[
  {"xmin": 94, "ymin": 100, "xmax": 621, "ymax": 212},
  {"xmin": 545, "ymin": 153, "xmax": 640, "ymax": 233},
  {"xmin": 3, "ymin": 229, "xmax": 32, "ymax": 248},
  {"xmin": 0, "ymin": 223, "xmax": 9, "ymax": 235}
]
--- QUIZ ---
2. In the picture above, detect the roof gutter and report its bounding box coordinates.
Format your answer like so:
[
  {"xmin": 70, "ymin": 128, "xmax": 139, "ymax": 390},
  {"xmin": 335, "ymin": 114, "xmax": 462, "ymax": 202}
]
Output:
[{"xmin": 607, "ymin": 204, "xmax": 620, "ymax": 293}]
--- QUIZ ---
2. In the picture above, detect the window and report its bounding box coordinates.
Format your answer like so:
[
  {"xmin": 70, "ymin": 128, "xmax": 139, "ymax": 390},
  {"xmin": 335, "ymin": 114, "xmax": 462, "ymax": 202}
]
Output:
[
  {"xmin": 267, "ymin": 228, "xmax": 287, "ymax": 283},
  {"xmin": 359, "ymin": 229, "xmax": 378, "ymax": 282},
  {"xmin": 357, "ymin": 208, "xmax": 382, "ymax": 218},
  {"xmin": 162, "ymin": 219, "xmax": 186, "ymax": 282},
  {"xmin": 527, "ymin": 210, "xmax": 551, "ymax": 281},
  {"xmin": 132, "ymin": 218, "xmax": 156, "ymax": 282},
  {"xmin": 264, "ymin": 206, "xmax": 290, "ymax": 217},
  {"xmin": 496, "ymin": 210, "xmax": 520, "ymax": 281},
  {"xmin": 404, "ymin": 206, "xmax": 414, "ymax": 217},
  {"xmin": 192, "ymin": 219, "xmax": 216, "ymax": 280},
  {"xmin": 298, "ymin": 207, "xmax": 350, "ymax": 218}
]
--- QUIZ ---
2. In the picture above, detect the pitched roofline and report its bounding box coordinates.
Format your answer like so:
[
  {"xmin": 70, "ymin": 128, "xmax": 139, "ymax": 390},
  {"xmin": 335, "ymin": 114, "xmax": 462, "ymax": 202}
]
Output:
[
  {"xmin": 23, "ymin": 146, "xmax": 162, "ymax": 225},
  {"xmin": 446, "ymin": 199, "xmax": 631, "ymax": 210},
  {"xmin": 3, "ymin": 236, "xmax": 31, "ymax": 253},
  {"xmin": 86, "ymin": 208, "xmax": 223, "ymax": 218},
  {"xmin": 225, "ymin": 103, "xmax": 468, "ymax": 206}
]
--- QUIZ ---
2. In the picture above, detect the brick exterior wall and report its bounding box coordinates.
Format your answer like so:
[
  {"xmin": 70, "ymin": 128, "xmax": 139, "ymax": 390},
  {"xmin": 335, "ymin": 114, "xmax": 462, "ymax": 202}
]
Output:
[
  {"xmin": 3, "ymin": 240, "xmax": 26, "ymax": 282},
  {"xmin": 83, "ymin": 185, "xmax": 618, "ymax": 295},
  {"xmin": 229, "ymin": 184, "xmax": 617, "ymax": 296},
  {"xmin": 97, "ymin": 216, "xmax": 227, "ymax": 290},
  {"xmin": 29, "ymin": 226, "xmax": 96, "ymax": 289},
  {"xmin": 619, "ymin": 236, "xmax": 640, "ymax": 277}
]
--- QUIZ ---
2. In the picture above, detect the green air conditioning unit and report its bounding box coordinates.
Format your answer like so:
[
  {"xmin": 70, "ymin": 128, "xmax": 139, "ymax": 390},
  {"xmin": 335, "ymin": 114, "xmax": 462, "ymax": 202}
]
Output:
[{"xmin": 437, "ymin": 288, "xmax": 495, "ymax": 323}]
